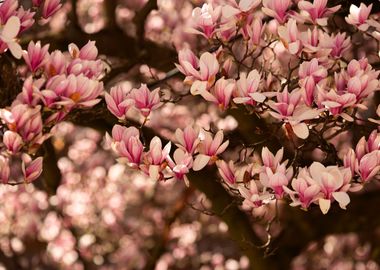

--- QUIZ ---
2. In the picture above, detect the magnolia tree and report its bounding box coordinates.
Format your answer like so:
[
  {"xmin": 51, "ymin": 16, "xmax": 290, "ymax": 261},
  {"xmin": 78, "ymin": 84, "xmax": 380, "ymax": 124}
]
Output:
[{"xmin": 0, "ymin": 0, "xmax": 379, "ymax": 269}]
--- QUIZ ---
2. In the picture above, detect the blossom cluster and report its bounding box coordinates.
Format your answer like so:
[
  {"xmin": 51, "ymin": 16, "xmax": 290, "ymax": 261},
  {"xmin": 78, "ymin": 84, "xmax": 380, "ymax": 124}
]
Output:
[
  {"xmin": 168, "ymin": 0, "xmax": 380, "ymax": 214},
  {"xmin": 0, "ymin": 3, "xmax": 105, "ymax": 185},
  {"xmin": 105, "ymin": 123, "xmax": 229, "ymax": 184},
  {"xmin": 0, "ymin": 0, "xmax": 62, "ymax": 59}
]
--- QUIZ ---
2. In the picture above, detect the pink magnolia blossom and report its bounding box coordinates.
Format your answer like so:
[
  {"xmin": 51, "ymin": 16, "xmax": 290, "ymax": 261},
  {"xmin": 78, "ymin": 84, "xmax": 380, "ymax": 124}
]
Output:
[
  {"xmin": 175, "ymin": 48, "xmax": 199, "ymax": 80},
  {"xmin": 234, "ymin": 69, "xmax": 265, "ymax": 105},
  {"xmin": 3, "ymin": 130, "xmax": 23, "ymax": 153},
  {"xmin": 345, "ymin": 3, "xmax": 372, "ymax": 31},
  {"xmin": 344, "ymin": 131, "xmax": 380, "ymax": 183},
  {"xmin": 53, "ymin": 74, "xmax": 104, "ymax": 108},
  {"xmin": 221, "ymin": 0, "xmax": 261, "ymax": 20},
  {"xmin": 277, "ymin": 19, "xmax": 302, "ymax": 55},
  {"xmin": 216, "ymin": 160, "xmax": 237, "ymax": 185},
  {"xmin": 239, "ymin": 180, "xmax": 271, "ymax": 210},
  {"xmin": 300, "ymin": 27, "xmax": 322, "ymax": 53},
  {"xmin": 14, "ymin": 76, "xmax": 44, "ymax": 106},
  {"xmin": 269, "ymin": 88, "xmax": 320, "ymax": 139},
  {"xmin": 308, "ymin": 162, "xmax": 351, "ymax": 214},
  {"xmin": 0, "ymin": 0, "xmax": 17, "ymax": 24},
  {"xmin": 189, "ymin": 3, "xmax": 221, "ymax": 39},
  {"xmin": 193, "ymin": 130, "xmax": 229, "ymax": 171},
  {"xmin": 259, "ymin": 148, "xmax": 293, "ymax": 198},
  {"xmin": 175, "ymin": 125, "xmax": 200, "ymax": 155},
  {"xmin": 22, "ymin": 154, "xmax": 43, "ymax": 183},
  {"xmin": 247, "ymin": 18, "xmax": 266, "ymax": 47},
  {"xmin": 23, "ymin": 41, "xmax": 50, "ymax": 72},
  {"xmin": 262, "ymin": 165, "xmax": 290, "ymax": 198},
  {"xmin": 112, "ymin": 126, "xmax": 144, "ymax": 166},
  {"xmin": 45, "ymin": 50, "xmax": 67, "ymax": 77},
  {"xmin": 262, "ymin": 0, "xmax": 291, "ymax": 24},
  {"xmin": 181, "ymin": 52, "xmax": 219, "ymax": 95},
  {"xmin": 316, "ymin": 87, "xmax": 356, "ymax": 117},
  {"xmin": 69, "ymin": 41, "xmax": 98, "ymax": 61},
  {"xmin": 130, "ymin": 84, "xmax": 161, "ymax": 118},
  {"xmin": 105, "ymin": 84, "xmax": 134, "ymax": 120},
  {"xmin": 141, "ymin": 136, "xmax": 171, "ymax": 181},
  {"xmin": 283, "ymin": 175, "xmax": 321, "ymax": 209},
  {"xmin": 42, "ymin": 0, "xmax": 62, "ymax": 19},
  {"xmin": 261, "ymin": 147, "xmax": 284, "ymax": 172},
  {"xmin": 320, "ymin": 32, "xmax": 351, "ymax": 58},
  {"xmin": 357, "ymin": 151, "xmax": 380, "ymax": 182},
  {"xmin": 166, "ymin": 149, "xmax": 193, "ymax": 182},
  {"xmin": 1, "ymin": 104, "xmax": 43, "ymax": 143},
  {"xmin": 298, "ymin": 0, "xmax": 341, "ymax": 26},
  {"xmin": 176, "ymin": 51, "xmax": 219, "ymax": 94},
  {"xmin": 16, "ymin": 6, "xmax": 35, "ymax": 33},
  {"xmin": 201, "ymin": 77, "xmax": 235, "ymax": 110},
  {"xmin": 299, "ymin": 58, "xmax": 327, "ymax": 106}
]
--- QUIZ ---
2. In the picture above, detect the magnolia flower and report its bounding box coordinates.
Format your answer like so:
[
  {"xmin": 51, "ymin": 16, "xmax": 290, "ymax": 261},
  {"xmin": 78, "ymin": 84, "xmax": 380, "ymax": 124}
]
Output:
[
  {"xmin": 309, "ymin": 162, "xmax": 351, "ymax": 214},
  {"xmin": 278, "ymin": 19, "xmax": 301, "ymax": 55},
  {"xmin": 142, "ymin": 136, "xmax": 171, "ymax": 181},
  {"xmin": 261, "ymin": 147, "xmax": 284, "ymax": 172},
  {"xmin": 216, "ymin": 160, "xmax": 237, "ymax": 185},
  {"xmin": 175, "ymin": 125, "xmax": 200, "ymax": 155},
  {"xmin": 130, "ymin": 84, "xmax": 161, "ymax": 118},
  {"xmin": 299, "ymin": 58, "xmax": 327, "ymax": 106},
  {"xmin": 298, "ymin": 0, "xmax": 341, "ymax": 26},
  {"xmin": 176, "ymin": 51, "xmax": 219, "ymax": 94},
  {"xmin": 113, "ymin": 126, "xmax": 144, "ymax": 166},
  {"xmin": 189, "ymin": 3, "xmax": 221, "ymax": 39},
  {"xmin": 345, "ymin": 3, "xmax": 372, "ymax": 31},
  {"xmin": 0, "ymin": 16, "xmax": 22, "ymax": 58},
  {"xmin": 105, "ymin": 84, "xmax": 134, "ymax": 120},
  {"xmin": 42, "ymin": 0, "xmax": 62, "ymax": 19},
  {"xmin": 262, "ymin": 0, "xmax": 291, "ymax": 24},
  {"xmin": 239, "ymin": 180, "xmax": 271, "ymax": 210},
  {"xmin": 69, "ymin": 41, "xmax": 98, "ymax": 61},
  {"xmin": 166, "ymin": 149, "xmax": 193, "ymax": 182},
  {"xmin": 222, "ymin": 0, "xmax": 261, "ymax": 19},
  {"xmin": 344, "ymin": 131, "xmax": 380, "ymax": 183},
  {"xmin": 193, "ymin": 130, "xmax": 229, "ymax": 171},
  {"xmin": 22, "ymin": 154, "xmax": 43, "ymax": 183},
  {"xmin": 3, "ymin": 131, "xmax": 23, "ymax": 153},
  {"xmin": 1, "ymin": 104, "xmax": 43, "ymax": 143},
  {"xmin": 45, "ymin": 50, "xmax": 67, "ymax": 77},
  {"xmin": 52, "ymin": 74, "xmax": 104, "ymax": 108},
  {"xmin": 23, "ymin": 41, "xmax": 50, "ymax": 72},
  {"xmin": 316, "ymin": 87, "xmax": 356, "ymax": 117},
  {"xmin": 284, "ymin": 175, "xmax": 321, "ymax": 209},
  {"xmin": 321, "ymin": 32, "xmax": 351, "ymax": 58},
  {"xmin": 234, "ymin": 69, "xmax": 265, "ymax": 105},
  {"xmin": 260, "ymin": 161, "xmax": 293, "ymax": 198},
  {"xmin": 201, "ymin": 77, "xmax": 235, "ymax": 110},
  {"xmin": 269, "ymin": 88, "xmax": 320, "ymax": 139},
  {"xmin": 13, "ymin": 76, "xmax": 43, "ymax": 106},
  {"xmin": 247, "ymin": 18, "xmax": 266, "ymax": 47}
]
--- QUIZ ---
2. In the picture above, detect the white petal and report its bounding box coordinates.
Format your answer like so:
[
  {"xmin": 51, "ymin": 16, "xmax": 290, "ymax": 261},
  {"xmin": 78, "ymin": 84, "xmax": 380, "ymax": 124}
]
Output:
[
  {"xmin": 319, "ymin": 198, "xmax": 331, "ymax": 214},
  {"xmin": 2, "ymin": 16, "xmax": 20, "ymax": 41},
  {"xmin": 193, "ymin": 154, "xmax": 211, "ymax": 171},
  {"xmin": 332, "ymin": 192, "xmax": 350, "ymax": 210},
  {"xmin": 250, "ymin": 92, "xmax": 266, "ymax": 103},
  {"xmin": 149, "ymin": 165, "xmax": 160, "ymax": 181},
  {"xmin": 292, "ymin": 122, "xmax": 309, "ymax": 139},
  {"xmin": 7, "ymin": 41, "xmax": 22, "ymax": 59}
]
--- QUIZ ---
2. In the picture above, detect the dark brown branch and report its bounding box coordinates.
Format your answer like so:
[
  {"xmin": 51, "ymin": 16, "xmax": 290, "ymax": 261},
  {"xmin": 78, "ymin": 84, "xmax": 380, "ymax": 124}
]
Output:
[{"xmin": 133, "ymin": 0, "xmax": 158, "ymax": 46}]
